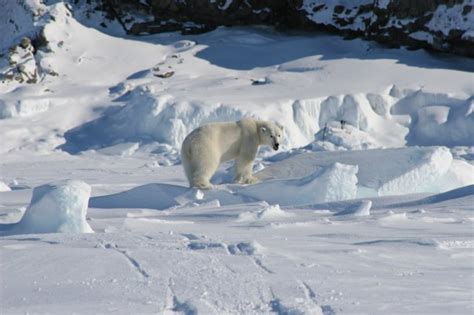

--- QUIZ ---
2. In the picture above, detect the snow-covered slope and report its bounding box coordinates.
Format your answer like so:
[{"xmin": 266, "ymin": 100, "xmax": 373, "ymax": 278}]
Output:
[{"xmin": 0, "ymin": 2, "xmax": 473, "ymax": 314}]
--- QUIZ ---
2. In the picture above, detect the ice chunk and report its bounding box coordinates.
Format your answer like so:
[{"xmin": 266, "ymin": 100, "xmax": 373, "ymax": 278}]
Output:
[
  {"xmin": 239, "ymin": 163, "xmax": 358, "ymax": 206},
  {"xmin": 13, "ymin": 180, "xmax": 93, "ymax": 234}
]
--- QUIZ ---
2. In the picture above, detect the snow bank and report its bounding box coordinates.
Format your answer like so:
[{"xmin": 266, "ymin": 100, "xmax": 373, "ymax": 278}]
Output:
[
  {"xmin": 12, "ymin": 180, "xmax": 93, "ymax": 234},
  {"xmin": 240, "ymin": 163, "xmax": 358, "ymax": 206},
  {"xmin": 259, "ymin": 146, "xmax": 461, "ymax": 196},
  {"xmin": 60, "ymin": 82, "xmax": 472, "ymax": 156}
]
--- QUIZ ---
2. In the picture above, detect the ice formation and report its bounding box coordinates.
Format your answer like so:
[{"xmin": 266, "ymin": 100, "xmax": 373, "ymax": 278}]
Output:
[{"xmin": 12, "ymin": 180, "xmax": 93, "ymax": 234}]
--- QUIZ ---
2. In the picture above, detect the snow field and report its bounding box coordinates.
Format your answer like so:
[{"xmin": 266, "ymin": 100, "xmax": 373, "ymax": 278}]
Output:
[{"xmin": 1, "ymin": 2, "xmax": 473, "ymax": 314}]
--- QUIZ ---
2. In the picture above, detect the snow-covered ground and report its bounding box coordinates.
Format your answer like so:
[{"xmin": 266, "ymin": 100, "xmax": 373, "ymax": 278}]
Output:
[{"xmin": 1, "ymin": 2, "xmax": 474, "ymax": 314}]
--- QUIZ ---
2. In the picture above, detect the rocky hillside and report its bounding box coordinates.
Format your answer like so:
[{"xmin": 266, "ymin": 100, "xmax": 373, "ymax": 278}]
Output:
[{"xmin": 108, "ymin": 0, "xmax": 473, "ymax": 57}]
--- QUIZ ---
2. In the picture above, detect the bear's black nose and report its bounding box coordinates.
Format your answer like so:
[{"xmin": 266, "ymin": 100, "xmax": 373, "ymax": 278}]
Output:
[{"xmin": 273, "ymin": 143, "xmax": 279, "ymax": 151}]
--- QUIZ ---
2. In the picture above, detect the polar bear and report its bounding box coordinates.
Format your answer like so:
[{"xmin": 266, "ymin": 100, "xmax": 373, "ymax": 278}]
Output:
[{"xmin": 181, "ymin": 118, "xmax": 284, "ymax": 189}]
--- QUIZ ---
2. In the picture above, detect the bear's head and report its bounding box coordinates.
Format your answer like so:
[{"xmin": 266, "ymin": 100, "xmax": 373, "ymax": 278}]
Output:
[{"xmin": 259, "ymin": 121, "xmax": 284, "ymax": 151}]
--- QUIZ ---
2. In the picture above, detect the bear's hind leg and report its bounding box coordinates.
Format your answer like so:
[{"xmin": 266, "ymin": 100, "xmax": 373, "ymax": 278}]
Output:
[{"xmin": 190, "ymin": 156, "xmax": 219, "ymax": 190}]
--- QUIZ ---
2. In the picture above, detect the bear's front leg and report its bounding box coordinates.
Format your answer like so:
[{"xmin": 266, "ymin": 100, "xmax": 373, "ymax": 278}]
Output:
[{"xmin": 234, "ymin": 158, "xmax": 259, "ymax": 185}]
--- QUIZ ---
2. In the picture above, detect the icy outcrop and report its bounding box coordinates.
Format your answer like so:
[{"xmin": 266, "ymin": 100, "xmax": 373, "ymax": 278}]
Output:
[
  {"xmin": 12, "ymin": 180, "xmax": 93, "ymax": 234},
  {"xmin": 240, "ymin": 163, "xmax": 358, "ymax": 206}
]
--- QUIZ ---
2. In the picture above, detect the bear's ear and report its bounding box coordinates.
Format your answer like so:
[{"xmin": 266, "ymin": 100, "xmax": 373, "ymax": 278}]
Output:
[
  {"xmin": 260, "ymin": 126, "xmax": 267, "ymax": 133},
  {"xmin": 276, "ymin": 122, "xmax": 284, "ymax": 131}
]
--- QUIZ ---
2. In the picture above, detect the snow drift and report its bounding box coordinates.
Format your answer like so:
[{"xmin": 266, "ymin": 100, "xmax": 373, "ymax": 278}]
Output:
[
  {"xmin": 239, "ymin": 163, "xmax": 358, "ymax": 206},
  {"xmin": 258, "ymin": 146, "xmax": 471, "ymax": 196}
]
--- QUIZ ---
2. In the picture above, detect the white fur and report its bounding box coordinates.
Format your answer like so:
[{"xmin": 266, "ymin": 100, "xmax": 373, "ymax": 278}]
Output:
[{"xmin": 181, "ymin": 118, "xmax": 284, "ymax": 189}]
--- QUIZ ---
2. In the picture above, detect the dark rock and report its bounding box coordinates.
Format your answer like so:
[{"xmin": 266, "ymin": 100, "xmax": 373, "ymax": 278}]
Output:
[
  {"xmin": 462, "ymin": 5, "xmax": 472, "ymax": 14},
  {"xmin": 334, "ymin": 5, "xmax": 344, "ymax": 14},
  {"xmin": 97, "ymin": 0, "xmax": 474, "ymax": 58}
]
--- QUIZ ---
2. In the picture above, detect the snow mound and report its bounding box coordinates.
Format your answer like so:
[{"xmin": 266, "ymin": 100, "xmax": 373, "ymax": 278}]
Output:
[
  {"xmin": 259, "ymin": 146, "xmax": 461, "ymax": 196},
  {"xmin": 237, "ymin": 202, "xmax": 294, "ymax": 222},
  {"xmin": 240, "ymin": 163, "xmax": 358, "ymax": 206},
  {"xmin": 12, "ymin": 180, "xmax": 93, "ymax": 234}
]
